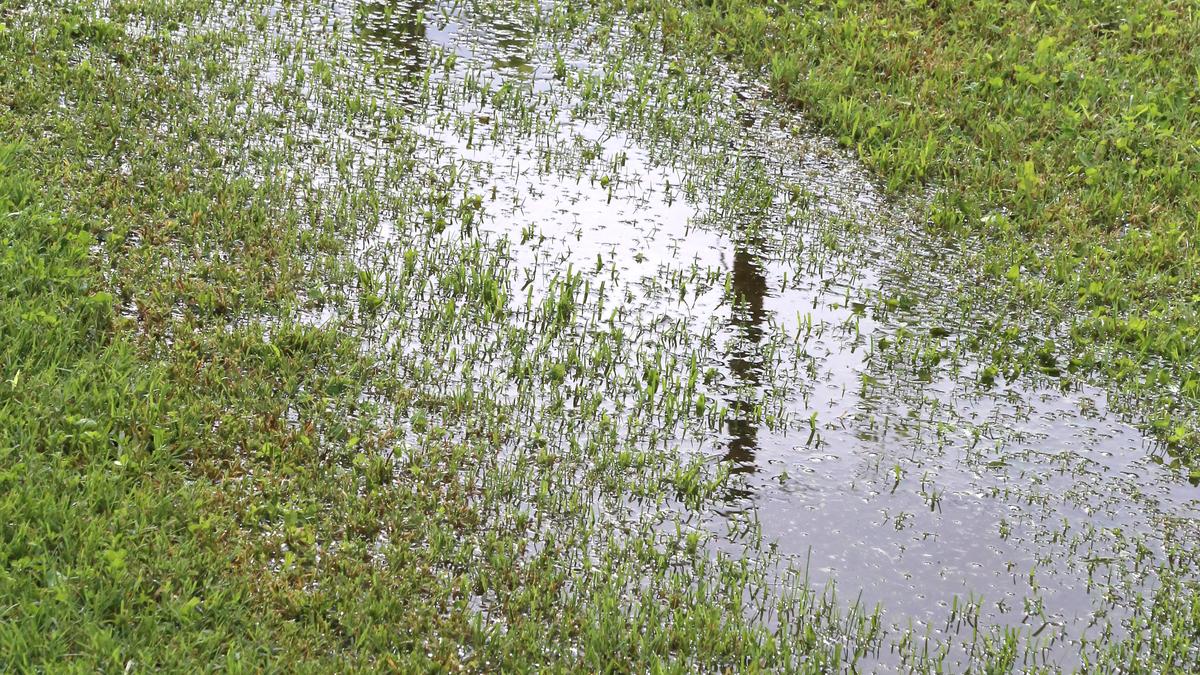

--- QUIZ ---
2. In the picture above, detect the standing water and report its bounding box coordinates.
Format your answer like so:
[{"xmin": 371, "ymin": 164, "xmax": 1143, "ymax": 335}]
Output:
[{"xmin": 145, "ymin": 0, "xmax": 1200, "ymax": 668}]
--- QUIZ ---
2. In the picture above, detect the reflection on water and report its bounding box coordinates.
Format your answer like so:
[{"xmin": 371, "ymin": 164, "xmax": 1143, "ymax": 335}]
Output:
[
  {"xmin": 724, "ymin": 236, "xmax": 768, "ymax": 478},
  {"xmin": 356, "ymin": 0, "xmax": 428, "ymax": 73},
  {"xmin": 477, "ymin": 9, "xmax": 533, "ymax": 75},
  {"xmin": 357, "ymin": 0, "xmax": 533, "ymax": 81}
]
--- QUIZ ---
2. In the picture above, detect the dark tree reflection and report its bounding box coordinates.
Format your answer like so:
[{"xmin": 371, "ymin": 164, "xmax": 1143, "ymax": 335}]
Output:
[{"xmin": 724, "ymin": 233, "xmax": 768, "ymax": 484}]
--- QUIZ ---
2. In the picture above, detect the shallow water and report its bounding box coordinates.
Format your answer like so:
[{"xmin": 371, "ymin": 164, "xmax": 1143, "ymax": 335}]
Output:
[{"xmin": 191, "ymin": 0, "xmax": 1200, "ymax": 667}]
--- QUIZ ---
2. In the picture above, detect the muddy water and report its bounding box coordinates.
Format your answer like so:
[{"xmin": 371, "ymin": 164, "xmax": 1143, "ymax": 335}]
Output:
[{"xmin": 234, "ymin": 0, "xmax": 1199, "ymax": 667}]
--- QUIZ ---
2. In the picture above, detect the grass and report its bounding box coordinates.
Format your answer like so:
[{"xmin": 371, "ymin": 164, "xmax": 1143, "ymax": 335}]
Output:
[
  {"xmin": 614, "ymin": 0, "xmax": 1200, "ymax": 461},
  {"xmin": 3, "ymin": 0, "xmax": 1200, "ymax": 670},
  {"xmin": 0, "ymin": 0, "xmax": 876, "ymax": 669}
]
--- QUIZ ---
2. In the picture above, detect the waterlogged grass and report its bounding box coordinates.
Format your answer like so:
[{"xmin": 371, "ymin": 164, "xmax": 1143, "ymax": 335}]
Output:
[
  {"xmin": 3, "ymin": 0, "xmax": 1200, "ymax": 671},
  {"xmin": 614, "ymin": 0, "xmax": 1200, "ymax": 461},
  {"xmin": 0, "ymin": 1, "xmax": 877, "ymax": 670}
]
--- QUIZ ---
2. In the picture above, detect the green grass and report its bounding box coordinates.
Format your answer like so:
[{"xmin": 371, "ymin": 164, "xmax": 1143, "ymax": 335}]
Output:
[
  {"xmin": 617, "ymin": 0, "xmax": 1200, "ymax": 460},
  {"xmin": 4, "ymin": 0, "xmax": 1200, "ymax": 670},
  {"xmin": 0, "ymin": 138, "xmax": 853, "ymax": 670},
  {"xmin": 0, "ymin": 1, "xmax": 871, "ymax": 669}
]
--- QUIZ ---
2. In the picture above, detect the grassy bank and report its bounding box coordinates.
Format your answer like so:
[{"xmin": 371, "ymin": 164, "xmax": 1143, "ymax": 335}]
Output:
[{"xmin": 624, "ymin": 0, "xmax": 1200, "ymax": 459}]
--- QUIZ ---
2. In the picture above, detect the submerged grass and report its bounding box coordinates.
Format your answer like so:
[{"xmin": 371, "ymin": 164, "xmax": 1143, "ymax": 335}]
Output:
[{"xmin": 614, "ymin": 0, "xmax": 1200, "ymax": 460}]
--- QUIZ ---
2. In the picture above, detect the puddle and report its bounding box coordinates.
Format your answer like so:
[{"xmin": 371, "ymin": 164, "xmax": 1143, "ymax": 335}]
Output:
[{"xmin": 137, "ymin": 0, "xmax": 1200, "ymax": 667}]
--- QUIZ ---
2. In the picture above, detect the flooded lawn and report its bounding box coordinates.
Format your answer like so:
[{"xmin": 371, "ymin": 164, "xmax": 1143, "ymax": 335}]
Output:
[
  {"xmin": 254, "ymin": 0, "xmax": 1200, "ymax": 665},
  {"xmin": 11, "ymin": 0, "xmax": 1199, "ymax": 669}
]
